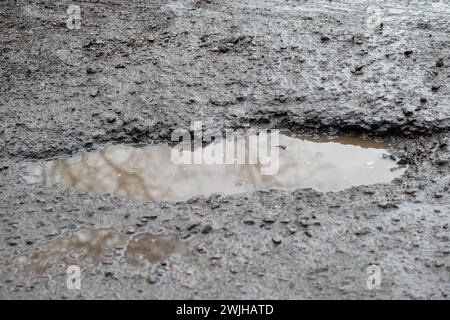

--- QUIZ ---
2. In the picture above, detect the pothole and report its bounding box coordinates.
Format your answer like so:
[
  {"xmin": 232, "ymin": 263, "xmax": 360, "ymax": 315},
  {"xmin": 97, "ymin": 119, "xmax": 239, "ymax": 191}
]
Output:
[
  {"xmin": 11, "ymin": 228, "xmax": 190, "ymax": 275},
  {"xmin": 21, "ymin": 134, "xmax": 406, "ymax": 201}
]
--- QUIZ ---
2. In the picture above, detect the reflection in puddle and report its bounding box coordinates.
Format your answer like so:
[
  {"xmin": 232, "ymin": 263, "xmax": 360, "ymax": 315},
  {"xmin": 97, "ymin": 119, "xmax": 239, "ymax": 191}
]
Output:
[
  {"xmin": 124, "ymin": 233, "xmax": 190, "ymax": 266},
  {"xmin": 22, "ymin": 134, "xmax": 406, "ymax": 201},
  {"xmin": 12, "ymin": 228, "xmax": 189, "ymax": 275}
]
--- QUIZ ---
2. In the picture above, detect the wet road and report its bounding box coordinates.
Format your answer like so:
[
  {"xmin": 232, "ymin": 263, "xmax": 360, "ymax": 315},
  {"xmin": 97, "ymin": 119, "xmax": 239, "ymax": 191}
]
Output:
[{"xmin": 0, "ymin": 0, "xmax": 449, "ymax": 299}]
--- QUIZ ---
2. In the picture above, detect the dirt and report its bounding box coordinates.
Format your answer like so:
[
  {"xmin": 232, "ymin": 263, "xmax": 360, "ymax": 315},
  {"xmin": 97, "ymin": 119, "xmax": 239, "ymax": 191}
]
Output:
[{"xmin": 0, "ymin": 0, "xmax": 449, "ymax": 299}]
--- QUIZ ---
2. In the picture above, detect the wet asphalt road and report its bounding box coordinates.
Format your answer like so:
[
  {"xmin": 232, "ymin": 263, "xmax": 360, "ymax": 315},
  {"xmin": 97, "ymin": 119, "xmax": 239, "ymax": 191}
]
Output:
[{"xmin": 0, "ymin": 0, "xmax": 449, "ymax": 299}]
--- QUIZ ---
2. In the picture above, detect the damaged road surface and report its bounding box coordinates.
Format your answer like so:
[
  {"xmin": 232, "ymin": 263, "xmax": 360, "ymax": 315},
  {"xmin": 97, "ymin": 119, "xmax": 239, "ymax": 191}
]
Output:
[
  {"xmin": 1, "ymin": 0, "xmax": 450, "ymax": 299},
  {"xmin": 21, "ymin": 134, "xmax": 405, "ymax": 201}
]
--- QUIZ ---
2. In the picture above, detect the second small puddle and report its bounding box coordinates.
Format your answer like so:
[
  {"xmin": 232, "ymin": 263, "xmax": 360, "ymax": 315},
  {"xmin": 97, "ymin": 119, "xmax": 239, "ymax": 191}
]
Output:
[
  {"xmin": 22, "ymin": 134, "xmax": 406, "ymax": 201},
  {"xmin": 12, "ymin": 228, "xmax": 190, "ymax": 275}
]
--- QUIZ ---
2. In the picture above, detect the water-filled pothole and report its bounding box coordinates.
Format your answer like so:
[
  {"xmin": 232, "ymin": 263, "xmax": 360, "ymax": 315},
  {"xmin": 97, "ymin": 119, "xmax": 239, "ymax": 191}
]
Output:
[
  {"xmin": 22, "ymin": 134, "xmax": 406, "ymax": 201},
  {"xmin": 11, "ymin": 228, "xmax": 190, "ymax": 275}
]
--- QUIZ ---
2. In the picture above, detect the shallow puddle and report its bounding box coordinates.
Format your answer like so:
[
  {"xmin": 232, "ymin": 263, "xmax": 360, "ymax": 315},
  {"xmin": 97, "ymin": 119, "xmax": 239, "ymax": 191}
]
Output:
[
  {"xmin": 124, "ymin": 233, "xmax": 190, "ymax": 266},
  {"xmin": 22, "ymin": 134, "xmax": 406, "ymax": 201},
  {"xmin": 12, "ymin": 228, "xmax": 189, "ymax": 275}
]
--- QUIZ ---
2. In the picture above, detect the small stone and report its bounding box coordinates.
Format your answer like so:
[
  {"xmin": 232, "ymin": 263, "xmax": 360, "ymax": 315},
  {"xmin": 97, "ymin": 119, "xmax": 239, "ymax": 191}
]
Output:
[
  {"xmin": 402, "ymin": 106, "xmax": 414, "ymax": 116},
  {"xmin": 354, "ymin": 227, "xmax": 371, "ymax": 236},
  {"xmin": 46, "ymin": 229, "xmax": 59, "ymax": 238},
  {"xmin": 431, "ymin": 84, "xmax": 441, "ymax": 92},
  {"xmin": 405, "ymin": 189, "xmax": 417, "ymax": 195},
  {"xmin": 243, "ymin": 218, "xmax": 255, "ymax": 225},
  {"xmin": 211, "ymin": 203, "xmax": 220, "ymax": 209},
  {"xmin": 275, "ymin": 95, "xmax": 288, "ymax": 103},
  {"xmin": 272, "ymin": 236, "xmax": 282, "ymax": 244},
  {"xmin": 89, "ymin": 89, "xmax": 99, "ymax": 97},
  {"xmin": 287, "ymin": 224, "xmax": 298, "ymax": 234},
  {"xmin": 27, "ymin": 64, "xmax": 39, "ymax": 72},
  {"xmin": 403, "ymin": 50, "xmax": 413, "ymax": 57},
  {"xmin": 201, "ymin": 224, "xmax": 213, "ymax": 234},
  {"xmin": 434, "ymin": 261, "xmax": 444, "ymax": 268},
  {"xmin": 143, "ymin": 213, "xmax": 158, "ymax": 220},
  {"xmin": 105, "ymin": 114, "xmax": 116, "ymax": 123},
  {"xmin": 338, "ymin": 284, "xmax": 353, "ymax": 293},
  {"xmin": 320, "ymin": 35, "xmax": 330, "ymax": 42},
  {"xmin": 378, "ymin": 201, "xmax": 398, "ymax": 209},
  {"xmin": 263, "ymin": 216, "xmax": 276, "ymax": 224},
  {"xmin": 86, "ymin": 67, "xmax": 97, "ymax": 74},
  {"xmin": 217, "ymin": 43, "xmax": 230, "ymax": 53},
  {"xmin": 436, "ymin": 159, "xmax": 449, "ymax": 166},
  {"xmin": 187, "ymin": 222, "xmax": 200, "ymax": 231},
  {"xmin": 147, "ymin": 275, "xmax": 157, "ymax": 284},
  {"xmin": 351, "ymin": 65, "xmax": 364, "ymax": 75},
  {"xmin": 436, "ymin": 58, "xmax": 445, "ymax": 68},
  {"xmin": 299, "ymin": 218, "xmax": 310, "ymax": 227}
]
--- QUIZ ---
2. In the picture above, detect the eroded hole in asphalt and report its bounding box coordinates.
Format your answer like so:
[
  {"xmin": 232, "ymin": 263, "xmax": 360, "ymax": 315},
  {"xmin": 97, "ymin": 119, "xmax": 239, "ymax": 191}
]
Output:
[
  {"xmin": 124, "ymin": 233, "xmax": 191, "ymax": 266},
  {"xmin": 12, "ymin": 228, "xmax": 189, "ymax": 275},
  {"xmin": 22, "ymin": 134, "xmax": 406, "ymax": 201}
]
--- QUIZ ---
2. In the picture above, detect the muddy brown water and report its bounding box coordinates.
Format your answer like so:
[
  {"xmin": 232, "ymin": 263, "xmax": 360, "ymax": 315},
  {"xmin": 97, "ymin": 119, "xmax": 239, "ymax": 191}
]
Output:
[
  {"xmin": 21, "ymin": 134, "xmax": 406, "ymax": 202},
  {"xmin": 11, "ymin": 228, "xmax": 190, "ymax": 275}
]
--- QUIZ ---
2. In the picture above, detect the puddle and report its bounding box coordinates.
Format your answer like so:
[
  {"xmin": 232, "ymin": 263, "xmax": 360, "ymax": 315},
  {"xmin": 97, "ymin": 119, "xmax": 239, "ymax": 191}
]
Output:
[
  {"xmin": 12, "ymin": 228, "xmax": 189, "ymax": 275},
  {"xmin": 22, "ymin": 134, "xmax": 406, "ymax": 201},
  {"xmin": 124, "ymin": 233, "xmax": 190, "ymax": 266}
]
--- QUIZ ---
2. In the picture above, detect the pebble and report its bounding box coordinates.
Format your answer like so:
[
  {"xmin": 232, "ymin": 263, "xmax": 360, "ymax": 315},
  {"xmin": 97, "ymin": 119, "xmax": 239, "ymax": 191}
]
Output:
[
  {"xmin": 404, "ymin": 50, "xmax": 413, "ymax": 57},
  {"xmin": 243, "ymin": 218, "xmax": 255, "ymax": 225},
  {"xmin": 89, "ymin": 89, "xmax": 99, "ymax": 97},
  {"xmin": 147, "ymin": 275, "xmax": 157, "ymax": 284},
  {"xmin": 201, "ymin": 224, "xmax": 213, "ymax": 234},
  {"xmin": 263, "ymin": 214, "xmax": 276, "ymax": 224},
  {"xmin": 436, "ymin": 58, "xmax": 445, "ymax": 68},
  {"xmin": 272, "ymin": 236, "xmax": 282, "ymax": 244},
  {"xmin": 299, "ymin": 218, "xmax": 310, "ymax": 227},
  {"xmin": 105, "ymin": 114, "xmax": 117, "ymax": 123},
  {"xmin": 402, "ymin": 106, "xmax": 414, "ymax": 116},
  {"xmin": 217, "ymin": 43, "xmax": 230, "ymax": 53},
  {"xmin": 86, "ymin": 67, "xmax": 97, "ymax": 74},
  {"xmin": 186, "ymin": 222, "xmax": 200, "ymax": 231},
  {"xmin": 378, "ymin": 201, "xmax": 398, "ymax": 209},
  {"xmin": 351, "ymin": 65, "xmax": 364, "ymax": 75},
  {"xmin": 287, "ymin": 223, "xmax": 298, "ymax": 234},
  {"xmin": 338, "ymin": 284, "xmax": 353, "ymax": 293},
  {"xmin": 431, "ymin": 84, "xmax": 441, "ymax": 92},
  {"xmin": 436, "ymin": 159, "xmax": 449, "ymax": 166}
]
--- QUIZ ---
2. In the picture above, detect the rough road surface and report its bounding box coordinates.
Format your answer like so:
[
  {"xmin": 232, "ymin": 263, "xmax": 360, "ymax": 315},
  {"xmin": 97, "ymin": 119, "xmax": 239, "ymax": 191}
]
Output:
[{"xmin": 0, "ymin": 0, "xmax": 449, "ymax": 299}]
